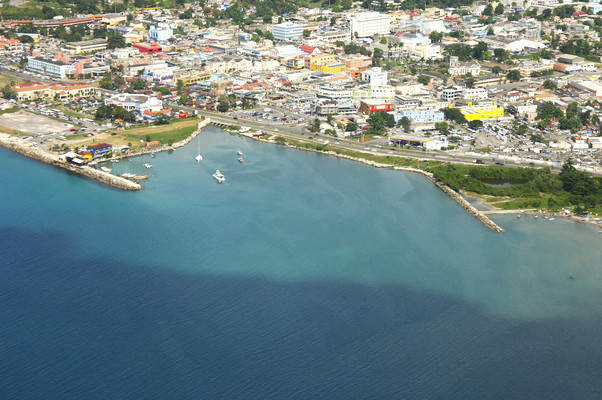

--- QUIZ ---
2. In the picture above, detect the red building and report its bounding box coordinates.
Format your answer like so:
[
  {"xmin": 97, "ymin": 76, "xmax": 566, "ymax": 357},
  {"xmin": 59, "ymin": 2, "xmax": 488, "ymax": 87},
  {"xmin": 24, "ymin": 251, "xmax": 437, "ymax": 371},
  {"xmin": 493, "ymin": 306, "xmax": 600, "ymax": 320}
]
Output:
[
  {"xmin": 133, "ymin": 43, "xmax": 162, "ymax": 54},
  {"xmin": 359, "ymin": 100, "xmax": 393, "ymax": 114}
]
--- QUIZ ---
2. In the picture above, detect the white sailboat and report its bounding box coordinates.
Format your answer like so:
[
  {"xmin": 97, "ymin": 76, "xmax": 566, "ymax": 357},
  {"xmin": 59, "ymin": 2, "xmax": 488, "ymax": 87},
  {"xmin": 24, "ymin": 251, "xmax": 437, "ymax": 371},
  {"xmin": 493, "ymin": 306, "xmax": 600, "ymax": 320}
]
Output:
[{"xmin": 195, "ymin": 139, "xmax": 203, "ymax": 162}]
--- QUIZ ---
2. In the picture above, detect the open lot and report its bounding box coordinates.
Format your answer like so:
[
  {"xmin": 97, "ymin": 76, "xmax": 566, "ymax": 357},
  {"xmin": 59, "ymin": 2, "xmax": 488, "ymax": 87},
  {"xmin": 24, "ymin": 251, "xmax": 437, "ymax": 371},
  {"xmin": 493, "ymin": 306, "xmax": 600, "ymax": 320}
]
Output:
[
  {"xmin": 0, "ymin": 73, "xmax": 24, "ymax": 88},
  {"xmin": 0, "ymin": 110, "xmax": 74, "ymax": 134}
]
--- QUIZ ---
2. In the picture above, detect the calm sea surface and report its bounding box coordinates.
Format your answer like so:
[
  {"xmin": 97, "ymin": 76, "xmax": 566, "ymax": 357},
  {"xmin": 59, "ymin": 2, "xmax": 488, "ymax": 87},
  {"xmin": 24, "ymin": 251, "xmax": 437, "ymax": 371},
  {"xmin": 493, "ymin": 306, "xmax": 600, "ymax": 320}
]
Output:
[{"xmin": 1, "ymin": 127, "xmax": 601, "ymax": 399}]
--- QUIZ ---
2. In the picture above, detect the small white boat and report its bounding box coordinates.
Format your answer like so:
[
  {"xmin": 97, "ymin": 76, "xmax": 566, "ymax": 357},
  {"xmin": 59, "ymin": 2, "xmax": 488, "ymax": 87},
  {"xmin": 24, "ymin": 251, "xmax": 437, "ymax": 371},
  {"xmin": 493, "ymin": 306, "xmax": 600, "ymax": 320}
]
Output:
[
  {"xmin": 100, "ymin": 166, "xmax": 112, "ymax": 173},
  {"xmin": 238, "ymin": 157, "xmax": 244, "ymax": 163},
  {"xmin": 195, "ymin": 154, "xmax": 203, "ymax": 162},
  {"xmin": 549, "ymin": 218, "xmax": 555, "ymax": 221},
  {"xmin": 144, "ymin": 163, "xmax": 152, "ymax": 169},
  {"xmin": 237, "ymin": 151, "xmax": 243, "ymax": 156},
  {"xmin": 150, "ymin": 152, "xmax": 156, "ymax": 158},
  {"xmin": 212, "ymin": 169, "xmax": 226, "ymax": 183},
  {"xmin": 121, "ymin": 173, "xmax": 135, "ymax": 178}
]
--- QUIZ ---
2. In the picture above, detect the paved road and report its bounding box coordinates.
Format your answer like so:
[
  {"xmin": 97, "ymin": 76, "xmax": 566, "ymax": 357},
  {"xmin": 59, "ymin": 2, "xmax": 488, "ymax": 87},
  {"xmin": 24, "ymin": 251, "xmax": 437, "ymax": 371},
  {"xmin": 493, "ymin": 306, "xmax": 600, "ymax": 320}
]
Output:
[{"xmin": 189, "ymin": 109, "xmax": 555, "ymax": 171}]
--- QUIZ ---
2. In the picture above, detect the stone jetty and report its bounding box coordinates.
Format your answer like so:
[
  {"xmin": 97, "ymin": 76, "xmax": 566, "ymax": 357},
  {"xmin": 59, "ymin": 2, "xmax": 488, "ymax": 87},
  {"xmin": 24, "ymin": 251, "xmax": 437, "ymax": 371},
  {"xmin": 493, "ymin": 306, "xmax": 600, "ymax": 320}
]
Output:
[{"xmin": 0, "ymin": 132, "xmax": 141, "ymax": 191}]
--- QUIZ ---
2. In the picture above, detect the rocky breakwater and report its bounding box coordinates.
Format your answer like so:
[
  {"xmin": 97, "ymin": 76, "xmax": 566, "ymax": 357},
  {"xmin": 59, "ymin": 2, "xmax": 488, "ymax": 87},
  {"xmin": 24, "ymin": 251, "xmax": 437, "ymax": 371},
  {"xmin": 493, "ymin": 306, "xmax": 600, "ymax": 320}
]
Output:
[
  {"xmin": 433, "ymin": 181, "xmax": 504, "ymax": 232},
  {"xmin": 0, "ymin": 132, "xmax": 141, "ymax": 191}
]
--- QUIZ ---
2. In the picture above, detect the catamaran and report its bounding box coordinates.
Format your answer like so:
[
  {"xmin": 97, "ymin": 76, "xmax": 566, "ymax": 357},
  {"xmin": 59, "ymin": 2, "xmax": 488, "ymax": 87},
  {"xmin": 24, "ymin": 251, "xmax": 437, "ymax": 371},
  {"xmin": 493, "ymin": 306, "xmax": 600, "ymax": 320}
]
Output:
[{"xmin": 212, "ymin": 170, "xmax": 226, "ymax": 183}]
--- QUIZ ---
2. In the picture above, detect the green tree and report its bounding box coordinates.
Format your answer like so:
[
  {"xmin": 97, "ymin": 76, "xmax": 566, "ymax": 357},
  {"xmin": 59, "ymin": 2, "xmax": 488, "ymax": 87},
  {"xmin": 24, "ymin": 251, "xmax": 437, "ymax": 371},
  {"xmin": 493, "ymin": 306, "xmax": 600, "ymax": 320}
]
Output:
[
  {"xmin": 483, "ymin": 3, "xmax": 493, "ymax": 16},
  {"xmin": 1, "ymin": 83, "xmax": 17, "ymax": 100},
  {"xmin": 311, "ymin": 118, "xmax": 321, "ymax": 133},
  {"xmin": 345, "ymin": 122, "xmax": 358, "ymax": 132},
  {"xmin": 429, "ymin": 31, "xmax": 442, "ymax": 43},
  {"xmin": 543, "ymin": 79, "xmax": 557, "ymax": 90},
  {"xmin": 435, "ymin": 121, "xmax": 449, "ymax": 135},
  {"xmin": 400, "ymin": 116, "xmax": 411, "ymax": 131},
  {"xmin": 506, "ymin": 70, "xmax": 521, "ymax": 82},
  {"xmin": 417, "ymin": 75, "xmax": 430, "ymax": 85},
  {"xmin": 217, "ymin": 100, "xmax": 229, "ymax": 112},
  {"xmin": 131, "ymin": 79, "xmax": 146, "ymax": 90}
]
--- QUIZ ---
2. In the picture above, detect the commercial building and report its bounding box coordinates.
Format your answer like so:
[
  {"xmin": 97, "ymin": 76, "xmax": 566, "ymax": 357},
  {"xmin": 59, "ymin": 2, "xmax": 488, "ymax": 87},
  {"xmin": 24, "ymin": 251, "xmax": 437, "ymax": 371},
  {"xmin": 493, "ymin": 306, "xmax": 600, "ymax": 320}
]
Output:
[
  {"xmin": 133, "ymin": 43, "xmax": 163, "ymax": 54},
  {"xmin": 314, "ymin": 63, "xmax": 346, "ymax": 74},
  {"xmin": 306, "ymin": 53, "xmax": 337, "ymax": 69},
  {"xmin": 62, "ymin": 39, "xmax": 107, "ymax": 55},
  {"xmin": 367, "ymin": 67, "xmax": 387, "ymax": 87},
  {"xmin": 86, "ymin": 143, "xmax": 112, "ymax": 158},
  {"xmin": 459, "ymin": 101, "xmax": 505, "ymax": 121},
  {"xmin": 350, "ymin": 12, "xmax": 391, "ymax": 38},
  {"xmin": 27, "ymin": 57, "xmax": 75, "ymax": 79},
  {"xmin": 271, "ymin": 22, "xmax": 304, "ymax": 41},
  {"xmin": 104, "ymin": 94, "xmax": 163, "ymax": 114},
  {"xmin": 176, "ymin": 72, "xmax": 211, "ymax": 86},
  {"xmin": 149, "ymin": 24, "xmax": 173, "ymax": 41},
  {"xmin": 390, "ymin": 135, "xmax": 448, "ymax": 150},
  {"xmin": 360, "ymin": 99, "xmax": 393, "ymax": 113},
  {"xmin": 394, "ymin": 108, "xmax": 444, "ymax": 124}
]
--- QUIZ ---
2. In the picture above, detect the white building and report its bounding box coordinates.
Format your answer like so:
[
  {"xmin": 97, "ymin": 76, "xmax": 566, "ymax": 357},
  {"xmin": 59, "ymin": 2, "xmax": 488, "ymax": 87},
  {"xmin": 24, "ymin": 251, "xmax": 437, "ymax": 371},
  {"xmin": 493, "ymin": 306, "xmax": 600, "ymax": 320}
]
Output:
[
  {"xmin": 27, "ymin": 57, "xmax": 75, "ymax": 79},
  {"xmin": 350, "ymin": 12, "xmax": 391, "ymax": 38},
  {"xmin": 463, "ymin": 87, "xmax": 488, "ymax": 101},
  {"xmin": 448, "ymin": 56, "xmax": 480, "ymax": 76},
  {"xmin": 104, "ymin": 94, "xmax": 163, "ymax": 115},
  {"xmin": 149, "ymin": 24, "xmax": 173, "ymax": 41},
  {"xmin": 397, "ymin": 33, "xmax": 442, "ymax": 60},
  {"xmin": 272, "ymin": 22, "xmax": 304, "ymax": 41},
  {"xmin": 368, "ymin": 67, "xmax": 387, "ymax": 87}
]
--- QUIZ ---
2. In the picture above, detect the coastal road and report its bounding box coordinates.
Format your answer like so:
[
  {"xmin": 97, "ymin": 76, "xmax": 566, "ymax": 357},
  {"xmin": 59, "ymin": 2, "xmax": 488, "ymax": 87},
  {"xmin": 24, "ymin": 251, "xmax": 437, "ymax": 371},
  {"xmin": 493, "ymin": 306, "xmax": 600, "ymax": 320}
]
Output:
[{"xmin": 183, "ymin": 109, "xmax": 571, "ymax": 172}]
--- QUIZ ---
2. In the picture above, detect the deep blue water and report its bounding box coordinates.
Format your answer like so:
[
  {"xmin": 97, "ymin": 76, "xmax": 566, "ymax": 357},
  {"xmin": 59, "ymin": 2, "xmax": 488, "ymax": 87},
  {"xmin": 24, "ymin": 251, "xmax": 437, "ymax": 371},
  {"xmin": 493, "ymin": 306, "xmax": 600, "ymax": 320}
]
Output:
[{"xmin": 1, "ymin": 127, "xmax": 602, "ymax": 399}]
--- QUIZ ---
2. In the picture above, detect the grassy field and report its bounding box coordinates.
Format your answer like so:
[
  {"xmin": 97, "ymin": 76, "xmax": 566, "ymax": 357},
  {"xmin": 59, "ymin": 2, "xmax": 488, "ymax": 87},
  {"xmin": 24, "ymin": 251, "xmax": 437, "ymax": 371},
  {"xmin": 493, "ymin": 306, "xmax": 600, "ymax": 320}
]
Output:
[
  {"xmin": 123, "ymin": 118, "xmax": 200, "ymax": 145},
  {"xmin": 66, "ymin": 117, "xmax": 200, "ymax": 149},
  {"xmin": 0, "ymin": 73, "xmax": 24, "ymax": 88},
  {"xmin": 0, "ymin": 107, "xmax": 19, "ymax": 116}
]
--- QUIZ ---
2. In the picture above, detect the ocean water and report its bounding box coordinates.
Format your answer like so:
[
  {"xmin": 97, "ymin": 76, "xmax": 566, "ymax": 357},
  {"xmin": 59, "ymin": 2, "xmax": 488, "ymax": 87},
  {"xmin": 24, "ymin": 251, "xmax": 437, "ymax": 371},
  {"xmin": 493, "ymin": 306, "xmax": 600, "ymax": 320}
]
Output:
[{"xmin": 1, "ymin": 126, "xmax": 601, "ymax": 399}]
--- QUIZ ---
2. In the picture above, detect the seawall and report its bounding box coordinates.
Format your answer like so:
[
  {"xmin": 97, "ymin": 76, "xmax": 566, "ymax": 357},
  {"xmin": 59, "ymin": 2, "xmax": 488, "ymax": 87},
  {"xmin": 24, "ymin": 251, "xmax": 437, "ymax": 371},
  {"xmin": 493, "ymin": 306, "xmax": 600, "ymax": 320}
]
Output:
[
  {"xmin": 0, "ymin": 132, "xmax": 141, "ymax": 191},
  {"xmin": 112, "ymin": 118, "xmax": 212, "ymax": 161}
]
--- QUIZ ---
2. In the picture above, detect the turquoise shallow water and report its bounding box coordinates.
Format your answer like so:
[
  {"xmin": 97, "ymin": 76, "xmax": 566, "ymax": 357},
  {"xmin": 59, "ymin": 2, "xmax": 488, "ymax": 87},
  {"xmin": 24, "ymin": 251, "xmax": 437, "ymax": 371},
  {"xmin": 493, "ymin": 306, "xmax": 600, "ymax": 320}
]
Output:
[{"xmin": 1, "ymin": 127, "xmax": 601, "ymax": 399}]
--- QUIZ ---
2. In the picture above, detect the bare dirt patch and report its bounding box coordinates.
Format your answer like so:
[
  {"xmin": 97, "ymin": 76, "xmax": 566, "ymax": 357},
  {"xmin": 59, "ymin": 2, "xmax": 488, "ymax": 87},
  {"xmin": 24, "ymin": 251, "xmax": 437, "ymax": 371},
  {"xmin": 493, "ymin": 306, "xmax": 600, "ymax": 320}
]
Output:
[{"xmin": 0, "ymin": 110, "xmax": 74, "ymax": 135}]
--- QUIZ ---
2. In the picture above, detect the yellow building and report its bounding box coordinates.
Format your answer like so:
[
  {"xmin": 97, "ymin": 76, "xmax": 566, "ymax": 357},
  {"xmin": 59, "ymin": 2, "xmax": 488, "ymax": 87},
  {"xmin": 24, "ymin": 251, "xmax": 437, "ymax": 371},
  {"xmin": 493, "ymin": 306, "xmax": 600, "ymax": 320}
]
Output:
[
  {"xmin": 460, "ymin": 101, "xmax": 504, "ymax": 121},
  {"xmin": 176, "ymin": 72, "xmax": 211, "ymax": 86},
  {"xmin": 313, "ymin": 63, "xmax": 346, "ymax": 74},
  {"xmin": 286, "ymin": 56, "xmax": 304, "ymax": 69},
  {"xmin": 306, "ymin": 53, "xmax": 337, "ymax": 69}
]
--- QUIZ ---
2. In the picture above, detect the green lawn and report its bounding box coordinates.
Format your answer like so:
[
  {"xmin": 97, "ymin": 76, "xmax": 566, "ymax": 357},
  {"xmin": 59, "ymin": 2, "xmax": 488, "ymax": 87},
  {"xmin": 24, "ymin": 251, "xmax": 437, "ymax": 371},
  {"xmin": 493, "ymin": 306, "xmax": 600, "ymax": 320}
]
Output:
[{"xmin": 123, "ymin": 118, "xmax": 200, "ymax": 145}]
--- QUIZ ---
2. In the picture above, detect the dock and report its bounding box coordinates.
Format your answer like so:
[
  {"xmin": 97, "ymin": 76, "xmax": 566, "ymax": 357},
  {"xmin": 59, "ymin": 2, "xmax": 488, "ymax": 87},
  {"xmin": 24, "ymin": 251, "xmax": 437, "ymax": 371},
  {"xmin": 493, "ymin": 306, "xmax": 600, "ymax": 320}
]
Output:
[{"xmin": 0, "ymin": 132, "xmax": 141, "ymax": 191}]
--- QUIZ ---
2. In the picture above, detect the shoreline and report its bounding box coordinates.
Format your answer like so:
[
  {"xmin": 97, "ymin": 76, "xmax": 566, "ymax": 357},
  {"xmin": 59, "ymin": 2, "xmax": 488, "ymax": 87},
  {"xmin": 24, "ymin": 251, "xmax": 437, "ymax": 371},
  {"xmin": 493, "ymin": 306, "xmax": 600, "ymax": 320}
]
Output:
[
  {"xmin": 0, "ymin": 118, "xmax": 212, "ymax": 191},
  {"xmin": 241, "ymin": 131, "xmax": 505, "ymax": 233},
  {"xmin": 0, "ymin": 132, "xmax": 141, "ymax": 191},
  {"xmin": 109, "ymin": 118, "xmax": 211, "ymax": 161}
]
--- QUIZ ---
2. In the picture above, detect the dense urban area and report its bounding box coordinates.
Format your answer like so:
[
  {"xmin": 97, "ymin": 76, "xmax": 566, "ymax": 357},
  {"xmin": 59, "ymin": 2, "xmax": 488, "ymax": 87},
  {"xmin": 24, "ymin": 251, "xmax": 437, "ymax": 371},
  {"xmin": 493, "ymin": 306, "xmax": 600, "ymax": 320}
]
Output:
[{"xmin": 0, "ymin": 0, "xmax": 600, "ymax": 217}]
